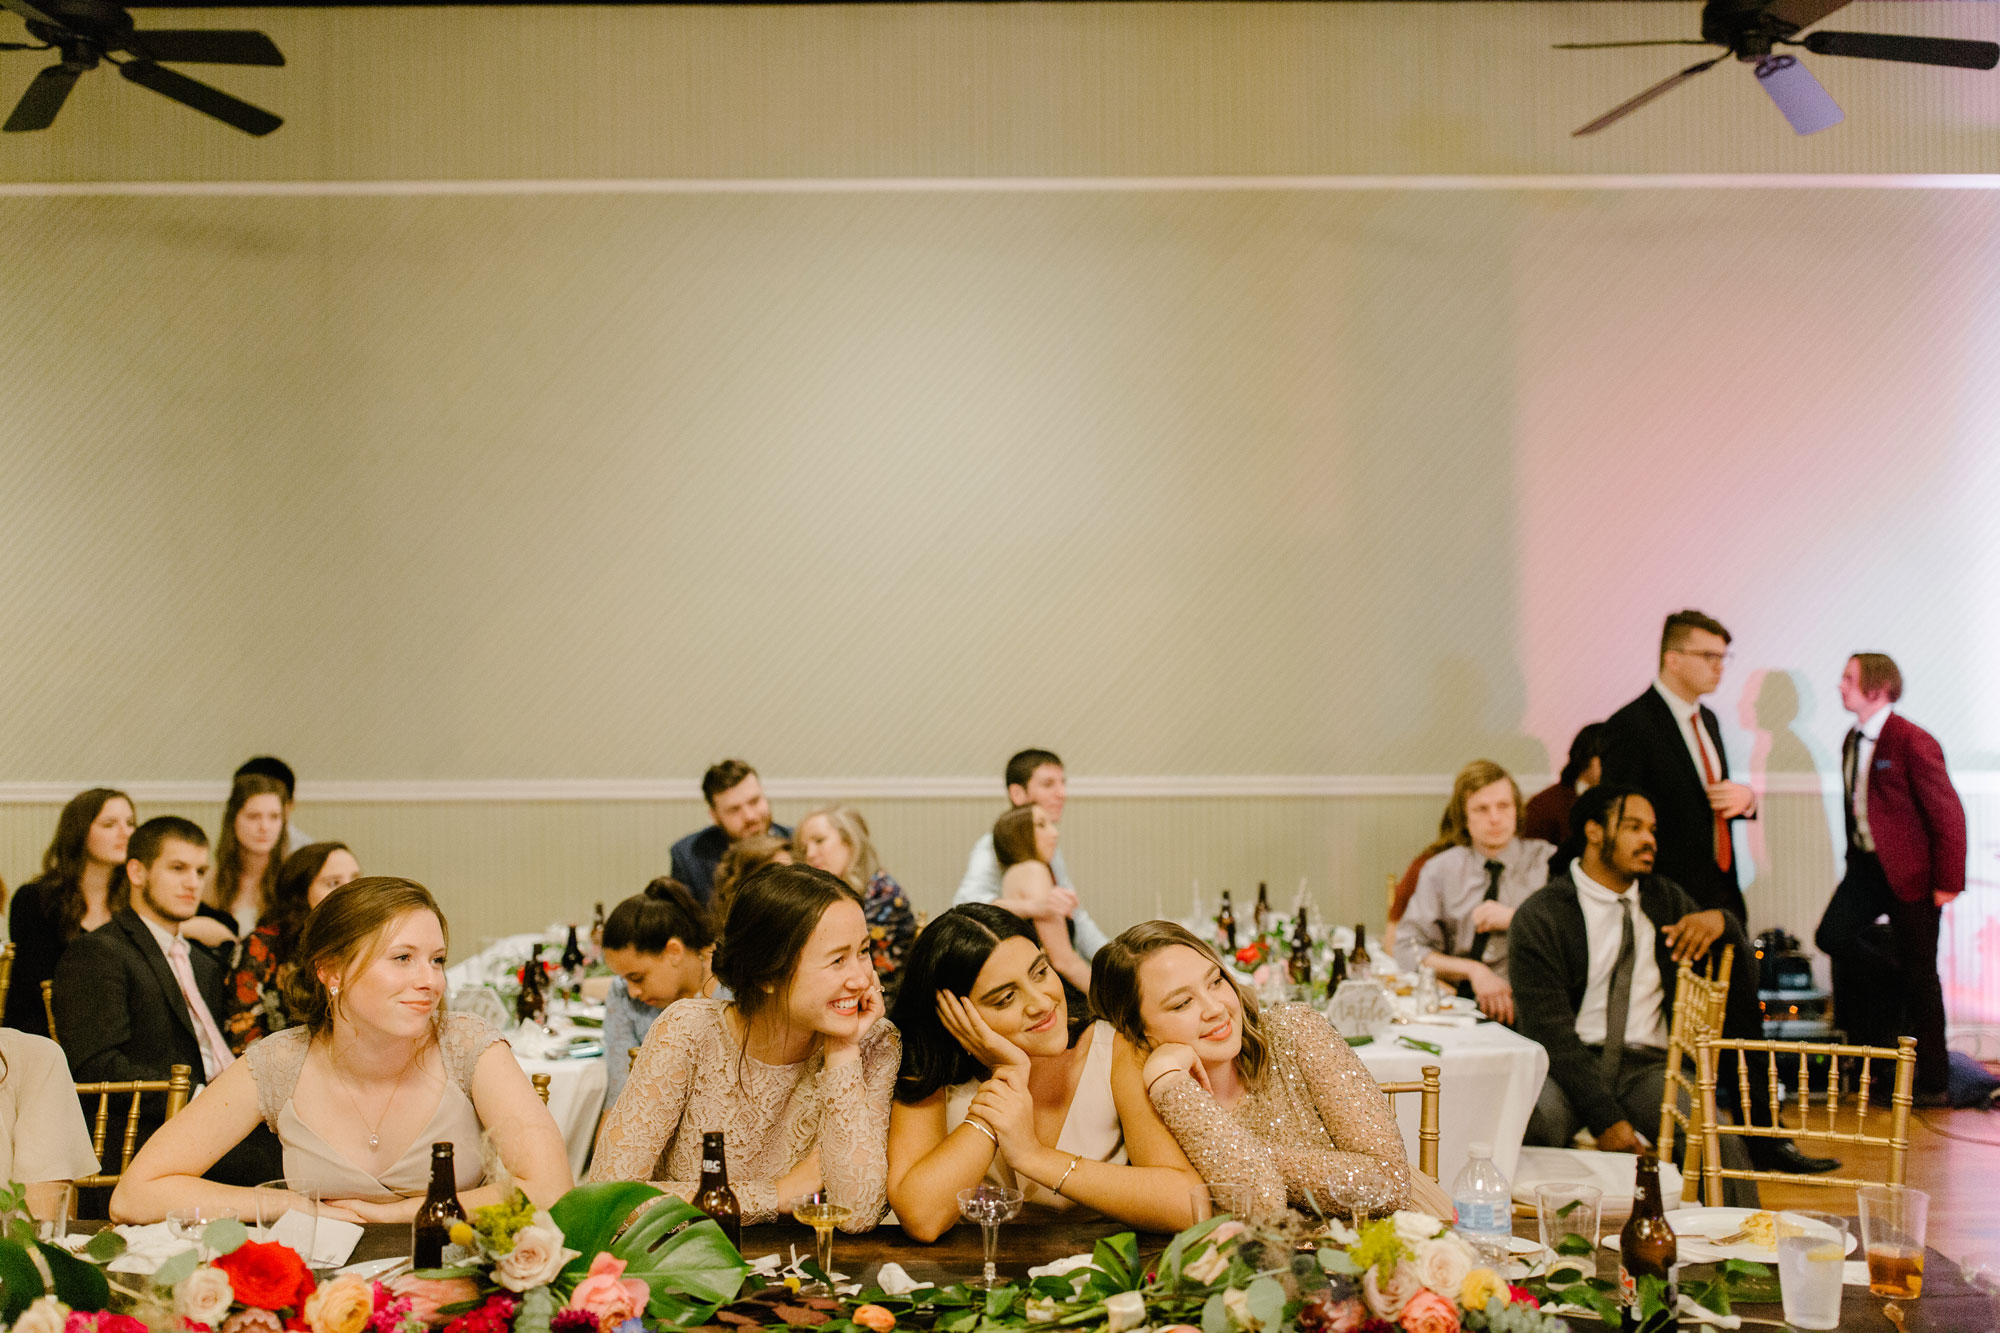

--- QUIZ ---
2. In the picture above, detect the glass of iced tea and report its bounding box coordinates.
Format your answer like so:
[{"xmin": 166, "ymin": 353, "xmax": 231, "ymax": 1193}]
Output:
[{"xmin": 1859, "ymin": 1185, "xmax": 1929, "ymax": 1299}]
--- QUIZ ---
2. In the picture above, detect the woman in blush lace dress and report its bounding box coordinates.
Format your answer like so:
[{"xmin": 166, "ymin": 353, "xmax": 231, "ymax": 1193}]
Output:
[
  {"xmin": 1091, "ymin": 921, "xmax": 1453, "ymax": 1222},
  {"xmin": 587, "ymin": 863, "xmax": 899, "ymax": 1232}
]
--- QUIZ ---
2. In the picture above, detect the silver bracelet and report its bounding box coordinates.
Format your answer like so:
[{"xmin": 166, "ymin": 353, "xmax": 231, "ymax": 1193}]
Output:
[
  {"xmin": 1052, "ymin": 1152, "xmax": 1082, "ymax": 1198},
  {"xmin": 962, "ymin": 1116, "xmax": 1000, "ymax": 1150}
]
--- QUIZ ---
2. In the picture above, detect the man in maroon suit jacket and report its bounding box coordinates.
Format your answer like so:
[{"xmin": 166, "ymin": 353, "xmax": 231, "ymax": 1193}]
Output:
[{"xmin": 1814, "ymin": 653, "xmax": 1966, "ymax": 1100}]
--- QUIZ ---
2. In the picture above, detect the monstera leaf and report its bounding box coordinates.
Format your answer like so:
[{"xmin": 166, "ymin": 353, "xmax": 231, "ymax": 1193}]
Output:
[{"xmin": 547, "ymin": 1182, "xmax": 750, "ymax": 1318}]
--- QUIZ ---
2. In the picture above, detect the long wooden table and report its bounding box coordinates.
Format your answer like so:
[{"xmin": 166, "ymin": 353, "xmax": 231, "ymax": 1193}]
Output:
[{"xmin": 345, "ymin": 1216, "xmax": 1998, "ymax": 1331}]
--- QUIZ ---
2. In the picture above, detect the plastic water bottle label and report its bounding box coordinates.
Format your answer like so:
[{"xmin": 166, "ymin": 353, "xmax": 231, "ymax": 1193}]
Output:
[{"xmin": 1456, "ymin": 1200, "xmax": 1505, "ymax": 1233}]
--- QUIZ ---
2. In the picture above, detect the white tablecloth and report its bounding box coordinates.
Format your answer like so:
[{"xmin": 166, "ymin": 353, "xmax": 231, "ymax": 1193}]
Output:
[
  {"xmin": 1354, "ymin": 1021, "xmax": 1548, "ymax": 1189},
  {"xmin": 518, "ymin": 1052, "xmax": 607, "ymax": 1178}
]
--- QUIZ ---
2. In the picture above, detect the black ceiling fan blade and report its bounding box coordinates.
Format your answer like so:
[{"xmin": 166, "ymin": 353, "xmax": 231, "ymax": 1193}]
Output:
[
  {"xmin": 118, "ymin": 58, "xmax": 280, "ymax": 134},
  {"xmin": 125, "ymin": 29, "xmax": 283, "ymax": 67},
  {"xmin": 1802, "ymin": 30, "xmax": 1999, "ymax": 70},
  {"xmin": 1765, "ymin": 0, "xmax": 1853, "ymax": 37},
  {"xmin": 1555, "ymin": 40, "xmax": 1712, "ymax": 50},
  {"xmin": 0, "ymin": 0, "xmax": 66, "ymax": 32},
  {"xmin": 3, "ymin": 60, "xmax": 81, "ymax": 131},
  {"xmin": 1573, "ymin": 56, "xmax": 1725, "ymax": 136}
]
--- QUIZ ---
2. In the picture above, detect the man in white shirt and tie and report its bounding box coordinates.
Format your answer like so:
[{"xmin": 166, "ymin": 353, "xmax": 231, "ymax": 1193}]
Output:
[{"xmin": 53, "ymin": 817, "xmax": 282, "ymax": 1189}]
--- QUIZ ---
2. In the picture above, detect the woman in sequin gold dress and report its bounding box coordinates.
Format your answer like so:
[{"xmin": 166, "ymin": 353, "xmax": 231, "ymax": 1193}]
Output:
[
  {"xmin": 588, "ymin": 864, "xmax": 900, "ymax": 1232},
  {"xmin": 884, "ymin": 904, "xmax": 1203, "ymax": 1241},
  {"xmin": 1092, "ymin": 921, "xmax": 1452, "ymax": 1220}
]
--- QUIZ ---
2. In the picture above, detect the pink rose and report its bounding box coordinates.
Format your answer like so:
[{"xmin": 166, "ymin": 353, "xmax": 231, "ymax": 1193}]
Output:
[
  {"xmin": 566, "ymin": 1255, "xmax": 649, "ymax": 1330},
  {"xmin": 1322, "ymin": 1301, "xmax": 1368, "ymax": 1333},
  {"xmin": 1397, "ymin": 1290, "xmax": 1461, "ymax": 1333},
  {"xmin": 388, "ymin": 1277, "xmax": 481, "ymax": 1328},
  {"xmin": 220, "ymin": 1312, "xmax": 283, "ymax": 1333},
  {"xmin": 1360, "ymin": 1260, "xmax": 1422, "ymax": 1320},
  {"xmin": 1209, "ymin": 1221, "xmax": 1246, "ymax": 1246}
]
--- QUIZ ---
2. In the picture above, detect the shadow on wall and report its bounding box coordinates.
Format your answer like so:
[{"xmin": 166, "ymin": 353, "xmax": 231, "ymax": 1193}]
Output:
[{"xmin": 1738, "ymin": 668, "xmax": 1838, "ymax": 938}]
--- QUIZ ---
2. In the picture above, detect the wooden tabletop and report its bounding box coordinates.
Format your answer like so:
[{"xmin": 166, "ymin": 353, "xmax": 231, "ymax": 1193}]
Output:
[{"xmin": 344, "ymin": 1215, "xmax": 1998, "ymax": 1331}]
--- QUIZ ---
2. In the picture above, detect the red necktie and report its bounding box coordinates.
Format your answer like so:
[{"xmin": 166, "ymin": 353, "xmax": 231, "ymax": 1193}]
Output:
[{"xmin": 1692, "ymin": 717, "xmax": 1732, "ymax": 873}]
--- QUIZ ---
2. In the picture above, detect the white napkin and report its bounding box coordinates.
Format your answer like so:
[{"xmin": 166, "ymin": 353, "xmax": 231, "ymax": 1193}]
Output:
[
  {"xmin": 265, "ymin": 1210, "xmax": 363, "ymax": 1269},
  {"xmin": 1406, "ymin": 1013, "xmax": 1479, "ymax": 1028},
  {"xmin": 873, "ymin": 1263, "xmax": 931, "ymax": 1296},
  {"xmin": 1026, "ymin": 1253, "xmax": 1094, "ymax": 1280},
  {"xmin": 95, "ymin": 1223, "xmax": 197, "ymax": 1275},
  {"xmin": 1844, "ymin": 1261, "xmax": 1871, "ymax": 1286},
  {"xmin": 744, "ymin": 1246, "xmax": 859, "ymax": 1295}
]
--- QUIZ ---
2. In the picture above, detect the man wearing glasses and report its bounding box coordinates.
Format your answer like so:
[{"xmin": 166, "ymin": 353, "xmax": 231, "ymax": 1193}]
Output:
[{"xmin": 1601, "ymin": 610, "xmax": 1757, "ymax": 925}]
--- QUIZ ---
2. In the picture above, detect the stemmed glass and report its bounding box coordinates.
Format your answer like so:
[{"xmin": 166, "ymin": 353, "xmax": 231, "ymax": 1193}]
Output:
[
  {"xmin": 956, "ymin": 1185, "xmax": 1024, "ymax": 1290},
  {"xmin": 167, "ymin": 1205, "xmax": 241, "ymax": 1260},
  {"xmin": 791, "ymin": 1190, "xmax": 852, "ymax": 1296}
]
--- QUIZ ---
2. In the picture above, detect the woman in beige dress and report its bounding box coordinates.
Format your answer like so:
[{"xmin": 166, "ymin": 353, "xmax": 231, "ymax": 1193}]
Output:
[
  {"xmin": 111, "ymin": 877, "xmax": 572, "ymax": 1223},
  {"xmin": 1091, "ymin": 921, "xmax": 1451, "ymax": 1220},
  {"xmin": 588, "ymin": 863, "xmax": 899, "ymax": 1232},
  {"xmin": 884, "ymin": 904, "xmax": 1202, "ymax": 1242},
  {"xmin": 0, "ymin": 1028, "xmax": 101, "ymax": 1219}
]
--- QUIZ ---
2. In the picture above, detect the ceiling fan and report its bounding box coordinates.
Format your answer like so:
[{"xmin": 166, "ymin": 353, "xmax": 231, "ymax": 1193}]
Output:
[
  {"xmin": 1, "ymin": 0, "xmax": 283, "ymax": 135},
  {"xmin": 1559, "ymin": 0, "xmax": 1998, "ymax": 137}
]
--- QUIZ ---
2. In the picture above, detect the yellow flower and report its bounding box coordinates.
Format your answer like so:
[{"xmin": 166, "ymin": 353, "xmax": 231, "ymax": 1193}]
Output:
[
  {"xmin": 1460, "ymin": 1267, "xmax": 1504, "ymax": 1311},
  {"xmin": 305, "ymin": 1276, "xmax": 374, "ymax": 1333},
  {"xmin": 450, "ymin": 1223, "xmax": 477, "ymax": 1249},
  {"xmin": 783, "ymin": 1277, "xmax": 802, "ymax": 1293}
]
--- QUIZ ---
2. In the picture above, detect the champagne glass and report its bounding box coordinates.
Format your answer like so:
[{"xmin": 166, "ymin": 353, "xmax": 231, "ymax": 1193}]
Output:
[
  {"xmin": 791, "ymin": 1190, "xmax": 852, "ymax": 1296},
  {"xmin": 956, "ymin": 1185, "xmax": 1024, "ymax": 1290},
  {"xmin": 167, "ymin": 1204, "xmax": 240, "ymax": 1260}
]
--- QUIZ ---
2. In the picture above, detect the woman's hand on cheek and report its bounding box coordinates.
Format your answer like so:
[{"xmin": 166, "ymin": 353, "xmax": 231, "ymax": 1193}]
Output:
[
  {"xmin": 937, "ymin": 992, "xmax": 1031, "ymax": 1073},
  {"xmin": 1140, "ymin": 1042, "xmax": 1201, "ymax": 1096},
  {"xmin": 966, "ymin": 1065, "xmax": 1037, "ymax": 1163}
]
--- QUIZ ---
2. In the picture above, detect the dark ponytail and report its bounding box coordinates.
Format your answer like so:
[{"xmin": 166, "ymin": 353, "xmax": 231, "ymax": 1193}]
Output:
[{"xmin": 603, "ymin": 877, "xmax": 714, "ymax": 955}]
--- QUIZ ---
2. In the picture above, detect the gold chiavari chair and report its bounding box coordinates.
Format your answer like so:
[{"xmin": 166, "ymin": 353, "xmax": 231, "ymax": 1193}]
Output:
[
  {"xmin": 42, "ymin": 979, "xmax": 58, "ymax": 1040},
  {"xmin": 0, "ymin": 942, "xmax": 14, "ymax": 1017},
  {"xmin": 532, "ymin": 1072, "xmax": 552, "ymax": 1105},
  {"xmin": 1657, "ymin": 945, "xmax": 1734, "ymax": 1203},
  {"xmin": 1696, "ymin": 1034, "xmax": 1916, "ymax": 1206},
  {"xmin": 1376, "ymin": 1064, "xmax": 1442, "ymax": 1181},
  {"xmin": 75, "ymin": 1064, "xmax": 194, "ymax": 1188}
]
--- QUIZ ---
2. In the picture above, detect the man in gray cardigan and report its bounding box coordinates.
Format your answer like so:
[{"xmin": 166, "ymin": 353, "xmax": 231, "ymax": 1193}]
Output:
[{"xmin": 1511, "ymin": 783, "xmax": 1838, "ymax": 1177}]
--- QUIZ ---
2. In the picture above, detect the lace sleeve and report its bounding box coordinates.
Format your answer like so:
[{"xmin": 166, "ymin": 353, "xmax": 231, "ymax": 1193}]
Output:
[
  {"xmin": 243, "ymin": 1027, "xmax": 311, "ymax": 1132},
  {"xmin": 1149, "ymin": 1077, "xmax": 1287, "ymax": 1218},
  {"xmin": 439, "ymin": 1012, "xmax": 508, "ymax": 1094},
  {"xmin": 1264, "ymin": 1005, "xmax": 1411, "ymax": 1215},
  {"xmin": 816, "ymin": 1020, "xmax": 899, "ymax": 1231},
  {"xmin": 587, "ymin": 1004, "xmax": 698, "ymax": 1187}
]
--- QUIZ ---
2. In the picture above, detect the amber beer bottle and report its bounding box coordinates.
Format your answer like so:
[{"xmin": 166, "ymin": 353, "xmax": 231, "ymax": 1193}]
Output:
[
  {"xmin": 1619, "ymin": 1153, "xmax": 1679, "ymax": 1331},
  {"xmin": 693, "ymin": 1131, "xmax": 742, "ymax": 1251},
  {"xmin": 1287, "ymin": 907, "xmax": 1314, "ymax": 985},
  {"xmin": 1217, "ymin": 891, "xmax": 1238, "ymax": 951},
  {"xmin": 1326, "ymin": 946, "xmax": 1348, "ymax": 991},
  {"xmin": 1348, "ymin": 923, "xmax": 1373, "ymax": 971},
  {"xmin": 1253, "ymin": 882, "xmax": 1272, "ymax": 935},
  {"xmin": 412, "ymin": 1143, "xmax": 468, "ymax": 1269}
]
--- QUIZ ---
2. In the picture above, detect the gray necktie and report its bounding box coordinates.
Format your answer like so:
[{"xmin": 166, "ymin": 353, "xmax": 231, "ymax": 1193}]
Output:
[{"xmin": 1599, "ymin": 897, "xmax": 1637, "ymax": 1083}]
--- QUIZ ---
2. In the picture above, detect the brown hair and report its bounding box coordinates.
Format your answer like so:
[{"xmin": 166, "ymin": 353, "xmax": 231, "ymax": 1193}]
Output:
[
  {"xmin": 1850, "ymin": 652, "xmax": 1903, "ymax": 704},
  {"xmin": 701, "ymin": 759, "xmax": 758, "ymax": 807},
  {"xmin": 282, "ymin": 876, "xmax": 447, "ymax": 1039},
  {"xmin": 1422, "ymin": 759, "xmax": 1523, "ymax": 856},
  {"xmin": 265, "ymin": 842, "xmax": 352, "ymax": 965},
  {"xmin": 37, "ymin": 787, "xmax": 135, "ymax": 941},
  {"xmin": 1659, "ymin": 609, "xmax": 1731, "ymax": 664},
  {"xmin": 711, "ymin": 861, "xmax": 862, "ymax": 1034},
  {"xmin": 712, "ymin": 832, "xmax": 793, "ymax": 920},
  {"xmin": 206, "ymin": 773, "xmax": 290, "ymax": 922},
  {"xmin": 793, "ymin": 805, "xmax": 881, "ymax": 893},
  {"xmin": 991, "ymin": 805, "xmax": 1040, "ymax": 870},
  {"xmin": 1089, "ymin": 921, "xmax": 1269, "ymax": 1086}
]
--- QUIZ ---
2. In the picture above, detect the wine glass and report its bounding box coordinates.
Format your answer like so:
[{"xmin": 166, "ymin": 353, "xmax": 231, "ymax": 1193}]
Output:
[
  {"xmin": 956, "ymin": 1185, "xmax": 1024, "ymax": 1289},
  {"xmin": 791, "ymin": 1190, "xmax": 852, "ymax": 1296},
  {"xmin": 167, "ymin": 1204, "xmax": 240, "ymax": 1260}
]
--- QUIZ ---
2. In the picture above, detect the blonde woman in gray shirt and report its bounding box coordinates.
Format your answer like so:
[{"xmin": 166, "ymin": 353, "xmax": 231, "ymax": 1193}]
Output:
[{"xmin": 1393, "ymin": 760, "xmax": 1554, "ymax": 1024}]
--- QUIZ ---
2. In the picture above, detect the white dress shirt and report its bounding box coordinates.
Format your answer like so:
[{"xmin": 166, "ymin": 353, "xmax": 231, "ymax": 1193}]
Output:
[
  {"xmin": 1849, "ymin": 704, "xmax": 1894, "ymax": 852},
  {"xmin": 953, "ymin": 836, "xmax": 1108, "ymax": 959},
  {"xmin": 138, "ymin": 913, "xmax": 235, "ymax": 1081},
  {"xmin": 1570, "ymin": 862, "xmax": 1668, "ymax": 1051}
]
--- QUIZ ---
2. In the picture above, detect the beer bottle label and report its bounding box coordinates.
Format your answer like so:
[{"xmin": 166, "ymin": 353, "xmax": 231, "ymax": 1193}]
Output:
[
  {"xmin": 1616, "ymin": 1265, "xmax": 1679, "ymax": 1312},
  {"xmin": 702, "ymin": 1157, "xmax": 722, "ymax": 1174}
]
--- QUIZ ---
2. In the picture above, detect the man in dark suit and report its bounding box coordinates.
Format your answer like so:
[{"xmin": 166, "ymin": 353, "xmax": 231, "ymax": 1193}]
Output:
[
  {"xmin": 53, "ymin": 816, "xmax": 281, "ymax": 1188},
  {"xmin": 1601, "ymin": 609, "xmax": 1757, "ymax": 925},
  {"xmin": 669, "ymin": 759, "xmax": 792, "ymax": 906},
  {"xmin": 1815, "ymin": 653, "xmax": 1965, "ymax": 1103},
  {"xmin": 1513, "ymin": 784, "xmax": 1837, "ymax": 1178}
]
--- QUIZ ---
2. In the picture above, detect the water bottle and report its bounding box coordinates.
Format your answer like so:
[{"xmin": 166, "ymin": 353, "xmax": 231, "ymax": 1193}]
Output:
[{"xmin": 1451, "ymin": 1141, "xmax": 1513, "ymax": 1264}]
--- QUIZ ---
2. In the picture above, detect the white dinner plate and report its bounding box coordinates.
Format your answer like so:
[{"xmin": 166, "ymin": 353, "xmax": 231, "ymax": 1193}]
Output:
[{"xmin": 1601, "ymin": 1207, "xmax": 1857, "ymax": 1265}]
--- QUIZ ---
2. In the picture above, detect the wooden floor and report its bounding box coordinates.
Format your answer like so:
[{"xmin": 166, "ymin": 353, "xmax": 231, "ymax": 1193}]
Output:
[{"xmin": 1753, "ymin": 1104, "xmax": 2000, "ymax": 1264}]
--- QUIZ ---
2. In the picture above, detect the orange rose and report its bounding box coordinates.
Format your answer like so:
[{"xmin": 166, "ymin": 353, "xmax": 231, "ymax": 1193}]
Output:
[{"xmin": 1398, "ymin": 1290, "xmax": 1461, "ymax": 1333}]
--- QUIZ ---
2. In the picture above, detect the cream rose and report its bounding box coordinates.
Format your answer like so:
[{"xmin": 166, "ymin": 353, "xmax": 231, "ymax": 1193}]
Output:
[
  {"xmin": 1413, "ymin": 1235, "xmax": 1474, "ymax": 1299},
  {"xmin": 305, "ymin": 1275, "xmax": 374, "ymax": 1333},
  {"xmin": 1184, "ymin": 1245, "xmax": 1229, "ymax": 1285},
  {"xmin": 495, "ymin": 1215, "xmax": 579, "ymax": 1293},
  {"xmin": 14, "ymin": 1297, "xmax": 69, "ymax": 1333},
  {"xmin": 1222, "ymin": 1289, "xmax": 1256, "ymax": 1331},
  {"xmin": 1105, "ymin": 1291, "xmax": 1146, "ymax": 1333},
  {"xmin": 176, "ymin": 1266, "xmax": 237, "ymax": 1327},
  {"xmin": 1391, "ymin": 1210, "xmax": 1446, "ymax": 1247},
  {"xmin": 1361, "ymin": 1260, "xmax": 1423, "ymax": 1320}
]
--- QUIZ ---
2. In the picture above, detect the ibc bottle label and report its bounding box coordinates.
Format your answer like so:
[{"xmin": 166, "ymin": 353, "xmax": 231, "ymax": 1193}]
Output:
[{"xmin": 702, "ymin": 1158, "xmax": 722, "ymax": 1174}]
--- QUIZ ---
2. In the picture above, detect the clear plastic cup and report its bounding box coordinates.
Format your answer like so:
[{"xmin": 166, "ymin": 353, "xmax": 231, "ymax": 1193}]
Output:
[
  {"xmin": 1775, "ymin": 1211, "xmax": 1847, "ymax": 1331},
  {"xmin": 1859, "ymin": 1185, "xmax": 1928, "ymax": 1300}
]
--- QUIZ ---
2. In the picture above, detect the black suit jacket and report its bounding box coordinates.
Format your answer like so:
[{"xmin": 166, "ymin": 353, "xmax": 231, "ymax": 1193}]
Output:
[
  {"xmin": 4, "ymin": 879, "xmax": 68, "ymax": 1035},
  {"xmin": 52, "ymin": 910, "xmax": 283, "ymax": 1187},
  {"xmin": 668, "ymin": 822, "xmax": 794, "ymax": 906},
  {"xmin": 1601, "ymin": 686, "xmax": 1749, "ymax": 922}
]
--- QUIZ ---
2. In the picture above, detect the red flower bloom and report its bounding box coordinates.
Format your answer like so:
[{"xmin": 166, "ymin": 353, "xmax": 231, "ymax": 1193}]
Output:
[
  {"xmin": 215, "ymin": 1241, "xmax": 318, "ymax": 1312},
  {"xmin": 1234, "ymin": 942, "xmax": 1267, "ymax": 967},
  {"xmin": 1506, "ymin": 1285, "xmax": 1539, "ymax": 1309}
]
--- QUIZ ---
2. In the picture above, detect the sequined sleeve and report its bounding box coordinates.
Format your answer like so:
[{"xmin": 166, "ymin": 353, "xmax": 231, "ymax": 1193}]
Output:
[
  {"xmin": 586, "ymin": 1001, "xmax": 701, "ymax": 1196},
  {"xmin": 1148, "ymin": 1076, "xmax": 1289, "ymax": 1218},
  {"xmin": 816, "ymin": 1020, "xmax": 900, "ymax": 1232},
  {"xmin": 1264, "ymin": 1004, "xmax": 1411, "ymax": 1215}
]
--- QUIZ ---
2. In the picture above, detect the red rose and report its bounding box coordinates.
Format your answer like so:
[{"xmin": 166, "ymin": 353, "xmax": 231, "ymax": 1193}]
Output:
[
  {"xmin": 1506, "ymin": 1285, "xmax": 1538, "ymax": 1309},
  {"xmin": 215, "ymin": 1242, "xmax": 318, "ymax": 1312}
]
